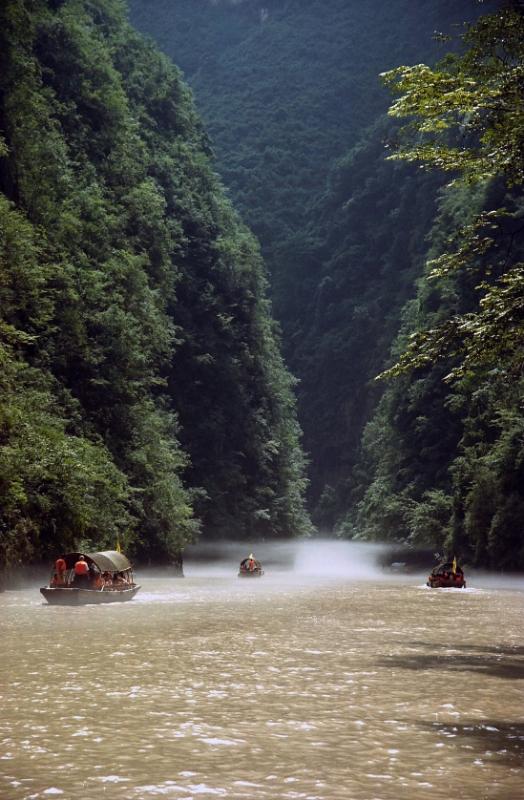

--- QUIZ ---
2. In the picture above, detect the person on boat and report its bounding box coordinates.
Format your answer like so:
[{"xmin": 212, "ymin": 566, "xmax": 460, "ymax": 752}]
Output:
[
  {"xmin": 102, "ymin": 571, "xmax": 112, "ymax": 587},
  {"xmin": 92, "ymin": 572, "xmax": 103, "ymax": 589},
  {"xmin": 54, "ymin": 556, "xmax": 67, "ymax": 586},
  {"xmin": 73, "ymin": 555, "xmax": 89, "ymax": 587},
  {"xmin": 248, "ymin": 554, "xmax": 255, "ymax": 571}
]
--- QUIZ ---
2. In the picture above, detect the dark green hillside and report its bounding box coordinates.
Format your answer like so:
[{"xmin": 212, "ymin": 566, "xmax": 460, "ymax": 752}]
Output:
[
  {"xmin": 0, "ymin": 0, "xmax": 311, "ymax": 574},
  {"xmin": 126, "ymin": 0, "xmax": 480, "ymax": 529},
  {"xmin": 356, "ymin": 179, "xmax": 524, "ymax": 569},
  {"xmin": 127, "ymin": 0, "xmax": 476, "ymax": 256},
  {"xmin": 278, "ymin": 119, "xmax": 448, "ymax": 526},
  {"xmin": 355, "ymin": 3, "xmax": 524, "ymax": 569}
]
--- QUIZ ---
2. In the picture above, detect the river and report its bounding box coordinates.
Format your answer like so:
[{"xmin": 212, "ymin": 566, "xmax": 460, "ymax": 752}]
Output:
[{"xmin": 1, "ymin": 541, "xmax": 523, "ymax": 800}]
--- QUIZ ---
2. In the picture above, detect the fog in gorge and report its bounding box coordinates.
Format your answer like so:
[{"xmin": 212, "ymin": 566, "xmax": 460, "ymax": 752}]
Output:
[
  {"xmin": 183, "ymin": 539, "xmax": 390, "ymax": 579},
  {"xmin": 177, "ymin": 540, "xmax": 524, "ymax": 591}
]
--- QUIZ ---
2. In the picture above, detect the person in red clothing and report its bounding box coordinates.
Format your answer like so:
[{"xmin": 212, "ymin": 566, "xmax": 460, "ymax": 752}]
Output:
[{"xmin": 54, "ymin": 557, "xmax": 67, "ymax": 586}]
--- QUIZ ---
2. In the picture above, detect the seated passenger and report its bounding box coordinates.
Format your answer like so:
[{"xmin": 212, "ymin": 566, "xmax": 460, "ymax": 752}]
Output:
[{"xmin": 92, "ymin": 572, "xmax": 102, "ymax": 589}]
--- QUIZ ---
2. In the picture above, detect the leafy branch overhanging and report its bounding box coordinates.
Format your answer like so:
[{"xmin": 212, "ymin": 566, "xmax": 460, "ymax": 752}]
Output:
[{"xmin": 378, "ymin": 0, "xmax": 524, "ymax": 382}]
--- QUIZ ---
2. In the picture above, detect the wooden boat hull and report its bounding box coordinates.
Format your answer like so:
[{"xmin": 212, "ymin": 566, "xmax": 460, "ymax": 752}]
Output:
[
  {"xmin": 427, "ymin": 579, "xmax": 466, "ymax": 588},
  {"xmin": 238, "ymin": 570, "xmax": 264, "ymax": 577},
  {"xmin": 40, "ymin": 585, "xmax": 141, "ymax": 605},
  {"xmin": 427, "ymin": 560, "xmax": 466, "ymax": 589}
]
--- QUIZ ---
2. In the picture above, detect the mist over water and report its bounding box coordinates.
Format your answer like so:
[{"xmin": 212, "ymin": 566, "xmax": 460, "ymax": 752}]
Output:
[
  {"xmin": 2, "ymin": 540, "xmax": 524, "ymax": 800},
  {"xmin": 183, "ymin": 539, "xmax": 524, "ymax": 590},
  {"xmin": 183, "ymin": 539, "xmax": 398, "ymax": 580}
]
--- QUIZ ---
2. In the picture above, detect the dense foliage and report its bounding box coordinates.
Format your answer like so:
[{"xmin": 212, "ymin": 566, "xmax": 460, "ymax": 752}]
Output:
[
  {"xmin": 275, "ymin": 119, "xmax": 447, "ymax": 527},
  {"xmin": 128, "ymin": 0, "xmax": 472, "ymax": 262},
  {"xmin": 7, "ymin": 0, "xmax": 523, "ymax": 572},
  {"xmin": 0, "ymin": 0, "xmax": 311, "ymax": 572},
  {"xmin": 127, "ymin": 0, "xmax": 480, "ymax": 524},
  {"xmin": 354, "ymin": 1, "xmax": 524, "ymax": 569}
]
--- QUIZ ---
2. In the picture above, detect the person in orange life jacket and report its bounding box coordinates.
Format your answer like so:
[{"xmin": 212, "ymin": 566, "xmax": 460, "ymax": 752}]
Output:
[
  {"xmin": 73, "ymin": 555, "xmax": 89, "ymax": 587},
  {"xmin": 54, "ymin": 556, "xmax": 67, "ymax": 586},
  {"xmin": 248, "ymin": 554, "xmax": 255, "ymax": 571}
]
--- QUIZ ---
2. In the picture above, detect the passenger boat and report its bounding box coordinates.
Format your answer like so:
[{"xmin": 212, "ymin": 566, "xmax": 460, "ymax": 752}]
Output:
[
  {"xmin": 40, "ymin": 550, "xmax": 140, "ymax": 605},
  {"xmin": 427, "ymin": 560, "xmax": 466, "ymax": 588},
  {"xmin": 238, "ymin": 554, "xmax": 264, "ymax": 577}
]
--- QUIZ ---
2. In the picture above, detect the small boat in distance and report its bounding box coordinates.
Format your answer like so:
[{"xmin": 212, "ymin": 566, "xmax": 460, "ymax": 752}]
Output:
[
  {"xmin": 40, "ymin": 550, "xmax": 140, "ymax": 605},
  {"xmin": 238, "ymin": 554, "xmax": 264, "ymax": 577},
  {"xmin": 385, "ymin": 561, "xmax": 412, "ymax": 574},
  {"xmin": 427, "ymin": 560, "xmax": 466, "ymax": 588}
]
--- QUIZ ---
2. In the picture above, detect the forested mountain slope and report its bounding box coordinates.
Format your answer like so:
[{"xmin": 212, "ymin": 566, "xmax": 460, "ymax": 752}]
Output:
[
  {"xmin": 126, "ymin": 0, "xmax": 480, "ymax": 526},
  {"xmin": 5, "ymin": 0, "xmax": 520, "ymax": 572},
  {"xmin": 353, "ymin": 3, "xmax": 524, "ymax": 570},
  {"xmin": 127, "ymin": 0, "xmax": 473, "ymax": 258},
  {"xmin": 0, "ymin": 0, "xmax": 311, "ymax": 573}
]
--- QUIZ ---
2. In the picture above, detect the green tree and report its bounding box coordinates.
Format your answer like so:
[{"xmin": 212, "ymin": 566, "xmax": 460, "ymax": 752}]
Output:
[
  {"xmin": 354, "ymin": 2, "xmax": 524, "ymax": 568},
  {"xmin": 380, "ymin": 0, "xmax": 524, "ymax": 380}
]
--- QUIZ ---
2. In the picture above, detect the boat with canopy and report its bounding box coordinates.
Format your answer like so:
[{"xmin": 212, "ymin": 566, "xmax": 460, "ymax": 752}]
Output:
[
  {"xmin": 238, "ymin": 554, "xmax": 264, "ymax": 577},
  {"xmin": 427, "ymin": 559, "xmax": 466, "ymax": 588},
  {"xmin": 40, "ymin": 550, "xmax": 140, "ymax": 604}
]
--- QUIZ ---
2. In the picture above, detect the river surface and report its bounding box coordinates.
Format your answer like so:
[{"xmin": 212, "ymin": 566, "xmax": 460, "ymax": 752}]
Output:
[{"xmin": 1, "ymin": 542, "xmax": 523, "ymax": 800}]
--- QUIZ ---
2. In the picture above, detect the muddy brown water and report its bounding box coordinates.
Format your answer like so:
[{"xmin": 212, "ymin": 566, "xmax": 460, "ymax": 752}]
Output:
[{"xmin": 1, "ymin": 542, "xmax": 523, "ymax": 800}]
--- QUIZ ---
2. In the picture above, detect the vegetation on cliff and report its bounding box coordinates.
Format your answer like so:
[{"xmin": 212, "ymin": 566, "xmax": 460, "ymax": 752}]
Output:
[
  {"xmin": 354, "ymin": 1, "xmax": 524, "ymax": 569},
  {"xmin": 4, "ymin": 0, "xmax": 524, "ymax": 572},
  {"xmin": 127, "ymin": 0, "xmax": 480, "ymax": 523},
  {"xmin": 0, "ymin": 0, "xmax": 311, "ymax": 572},
  {"xmin": 126, "ymin": 0, "xmax": 524, "ymax": 569}
]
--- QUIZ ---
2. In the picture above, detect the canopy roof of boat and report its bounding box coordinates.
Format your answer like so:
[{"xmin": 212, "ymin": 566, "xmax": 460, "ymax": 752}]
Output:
[
  {"xmin": 431, "ymin": 561, "xmax": 463, "ymax": 575},
  {"xmin": 59, "ymin": 551, "xmax": 132, "ymax": 572},
  {"xmin": 239, "ymin": 557, "xmax": 262, "ymax": 568}
]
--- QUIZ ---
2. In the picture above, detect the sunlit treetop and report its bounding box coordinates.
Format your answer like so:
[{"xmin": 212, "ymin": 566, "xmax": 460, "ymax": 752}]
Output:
[
  {"xmin": 378, "ymin": 1, "xmax": 524, "ymax": 383},
  {"xmin": 380, "ymin": 0, "xmax": 524, "ymax": 187}
]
